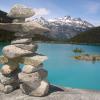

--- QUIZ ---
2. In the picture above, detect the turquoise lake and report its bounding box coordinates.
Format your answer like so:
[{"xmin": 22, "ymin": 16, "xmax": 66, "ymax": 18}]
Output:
[{"xmin": 0, "ymin": 42, "xmax": 100, "ymax": 90}]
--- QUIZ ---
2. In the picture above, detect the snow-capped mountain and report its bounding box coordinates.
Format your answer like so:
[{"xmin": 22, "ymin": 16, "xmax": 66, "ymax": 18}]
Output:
[{"xmin": 33, "ymin": 16, "xmax": 94, "ymax": 40}]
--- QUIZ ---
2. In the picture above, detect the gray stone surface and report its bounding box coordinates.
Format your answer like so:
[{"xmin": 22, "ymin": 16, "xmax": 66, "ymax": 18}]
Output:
[
  {"xmin": 0, "ymin": 85, "xmax": 100, "ymax": 100},
  {"xmin": 18, "ymin": 69, "xmax": 47, "ymax": 82},
  {"xmin": 4, "ymin": 85, "xmax": 14, "ymax": 94},
  {"xmin": 22, "ymin": 64, "xmax": 43, "ymax": 74},
  {"xmin": 20, "ymin": 54, "xmax": 48, "ymax": 66},
  {"xmin": 13, "ymin": 18, "xmax": 25, "ymax": 23},
  {"xmin": 11, "ymin": 38, "xmax": 32, "ymax": 44},
  {"xmin": 14, "ymin": 43, "xmax": 38, "ymax": 52},
  {"xmin": 0, "ymin": 72, "xmax": 18, "ymax": 85},
  {"xmin": 2, "ymin": 45, "xmax": 32, "ymax": 59},
  {"xmin": 0, "ymin": 54, "xmax": 48, "ymax": 65},
  {"xmin": 0, "ymin": 83, "xmax": 4, "ymax": 92},
  {"xmin": 18, "ymin": 72, "xmax": 41, "ymax": 89},
  {"xmin": 1, "ymin": 59, "xmax": 19, "ymax": 75},
  {"xmin": 30, "ymin": 80, "xmax": 49, "ymax": 97},
  {"xmin": 7, "ymin": 4, "xmax": 35, "ymax": 18},
  {"xmin": 0, "ymin": 22, "xmax": 50, "ymax": 34}
]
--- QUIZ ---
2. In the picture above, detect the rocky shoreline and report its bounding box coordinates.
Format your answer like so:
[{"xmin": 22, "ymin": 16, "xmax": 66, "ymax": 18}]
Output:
[{"xmin": 0, "ymin": 84, "xmax": 100, "ymax": 100}]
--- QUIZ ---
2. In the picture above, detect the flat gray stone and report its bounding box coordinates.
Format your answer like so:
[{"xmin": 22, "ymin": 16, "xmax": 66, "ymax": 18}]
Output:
[
  {"xmin": 14, "ymin": 32, "xmax": 35, "ymax": 38},
  {"xmin": 14, "ymin": 43, "xmax": 38, "ymax": 52},
  {"xmin": 21, "ymin": 21, "xmax": 50, "ymax": 34},
  {"xmin": 0, "ymin": 22, "xmax": 50, "ymax": 36},
  {"xmin": 0, "ymin": 54, "xmax": 48, "ymax": 65},
  {"xmin": 13, "ymin": 18, "xmax": 25, "ymax": 23},
  {"xmin": 20, "ymin": 54, "xmax": 48, "ymax": 66},
  {"xmin": 11, "ymin": 38, "xmax": 32, "ymax": 44},
  {"xmin": 22, "ymin": 64, "xmax": 43, "ymax": 74},
  {"xmin": 7, "ymin": 4, "xmax": 35, "ymax": 18},
  {"xmin": 2, "ymin": 45, "xmax": 32, "ymax": 59}
]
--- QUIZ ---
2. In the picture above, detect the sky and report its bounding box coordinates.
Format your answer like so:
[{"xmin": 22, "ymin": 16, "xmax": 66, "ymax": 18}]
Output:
[{"xmin": 0, "ymin": 0, "xmax": 100, "ymax": 26}]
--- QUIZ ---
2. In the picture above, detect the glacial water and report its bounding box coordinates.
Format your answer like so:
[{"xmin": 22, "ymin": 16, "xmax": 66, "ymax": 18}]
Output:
[{"xmin": 0, "ymin": 42, "xmax": 100, "ymax": 90}]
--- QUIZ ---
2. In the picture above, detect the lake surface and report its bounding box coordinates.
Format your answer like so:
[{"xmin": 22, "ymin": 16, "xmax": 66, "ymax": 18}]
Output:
[{"xmin": 0, "ymin": 42, "xmax": 100, "ymax": 90}]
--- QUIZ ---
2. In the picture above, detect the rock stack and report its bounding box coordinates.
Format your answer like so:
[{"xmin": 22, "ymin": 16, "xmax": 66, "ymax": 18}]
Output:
[{"xmin": 0, "ymin": 4, "xmax": 50, "ymax": 96}]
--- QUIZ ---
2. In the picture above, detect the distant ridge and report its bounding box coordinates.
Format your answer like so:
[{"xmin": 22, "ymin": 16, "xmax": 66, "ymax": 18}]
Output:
[
  {"xmin": 0, "ymin": 10, "xmax": 13, "ymax": 23},
  {"xmin": 69, "ymin": 27, "xmax": 100, "ymax": 44},
  {"xmin": 0, "ymin": 10, "xmax": 14, "ymax": 41}
]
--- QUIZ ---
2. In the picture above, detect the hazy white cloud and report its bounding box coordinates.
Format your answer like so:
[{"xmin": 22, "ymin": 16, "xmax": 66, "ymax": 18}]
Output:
[
  {"xmin": 33, "ymin": 8, "xmax": 50, "ymax": 16},
  {"xmin": 85, "ymin": 2, "xmax": 100, "ymax": 13}
]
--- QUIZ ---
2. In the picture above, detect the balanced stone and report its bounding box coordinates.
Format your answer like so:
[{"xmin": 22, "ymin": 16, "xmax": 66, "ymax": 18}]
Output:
[
  {"xmin": 20, "ymin": 54, "xmax": 48, "ymax": 66},
  {"xmin": 7, "ymin": 4, "xmax": 35, "ymax": 18},
  {"xmin": 2, "ymin": 45, "xmax": 32, "ymax": 59},
  {"xmin": 22, "ymin": 64, "xmax": 43, "ymax": 74},
  {"xmin": 14, "ymin": 43, "xmax": 38, "ymax": 52},
  {"xmin": 0, "ymin": 72, "xmax": 18, "ymax": 85},
  {"xmin": 19, "ymin": 73, "xmax": 41, "ymax": 91},
  {"xmin": 0, "ymin": 54, "xmax": 48, "ymax": 65},
  {"xmin": 0, "ymin": 22, "xmax": 50, "ymax": 36},
  {"xmin": 21, "ymin": 21, "xmax": 50, "ymax": 34},
  {"xmin": 11, "ymin": 38, "xmax": 32, "ymax": 44},
  {"xmin": 25, "ymin": 80, "xmax": 49, "ymax": 96},
  {"xmin": 1, "ymin": 64, "xmax": 17, "ymax": 75},
  {"xmin": 1, "ymin": 59, "xmax": 19, "ymax": 75},
  {"xmin": 18, "ymin": 69, "xmax": 47, "ymax": 82}
]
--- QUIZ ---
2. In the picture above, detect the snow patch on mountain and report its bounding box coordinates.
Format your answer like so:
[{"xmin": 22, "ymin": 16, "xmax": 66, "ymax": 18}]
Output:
[{"xmin": 33, "ymin": 16, "xmax": 94, "ymax": 40}]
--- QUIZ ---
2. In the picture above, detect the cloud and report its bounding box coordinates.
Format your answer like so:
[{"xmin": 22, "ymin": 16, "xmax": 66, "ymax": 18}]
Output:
[
  {"xmin": 33, "ymin": 8, "xmax": 50, "ymax": 16},
  {"xmin": 85, "ymin": 2, "xmax": 100, "ymax": 13}
]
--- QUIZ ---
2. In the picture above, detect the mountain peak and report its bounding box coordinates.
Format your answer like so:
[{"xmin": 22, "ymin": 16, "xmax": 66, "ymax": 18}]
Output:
[{"xmin": 33, "ymin": 15, "xmax": 94, "ymax": 40}]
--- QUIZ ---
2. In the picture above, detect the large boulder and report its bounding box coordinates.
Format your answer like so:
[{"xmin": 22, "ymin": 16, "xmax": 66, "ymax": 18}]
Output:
[
  {"xmin": 21, "ymin": 80, "xmax": 49, "ymax": 96},
  {"xmin": 18, "ymin": 72, "xmax": 41, "ymax": 91},
  {"xmin": 2, "ymin": 45, "xmax": 32, "ymax": 59},
  {"xmin": 7, "ymin": 4, "xmax": 35, "ymax": 18}
]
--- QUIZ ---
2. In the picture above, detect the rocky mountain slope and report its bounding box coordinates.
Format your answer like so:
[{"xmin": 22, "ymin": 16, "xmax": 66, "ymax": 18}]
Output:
[
  {"xmin": 33, "ymin": 16, "xmax": 94, "ymax": 41},
  {"xmin": 0, "ymin": 10, "xmax": 14, "ymax": 41},
  {"xmin": 69, "ymin": 27, "xmax": 100, "ymax": 44},
  {"xmin": 0, "ymin": 10, "xmax": 13, "ymax": 23}
]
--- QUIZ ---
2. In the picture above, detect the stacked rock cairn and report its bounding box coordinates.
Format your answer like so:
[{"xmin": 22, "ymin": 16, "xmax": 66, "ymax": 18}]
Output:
[{"xmin": 0, "ymin": 4, "xmax": 50, "ymax": 96}]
